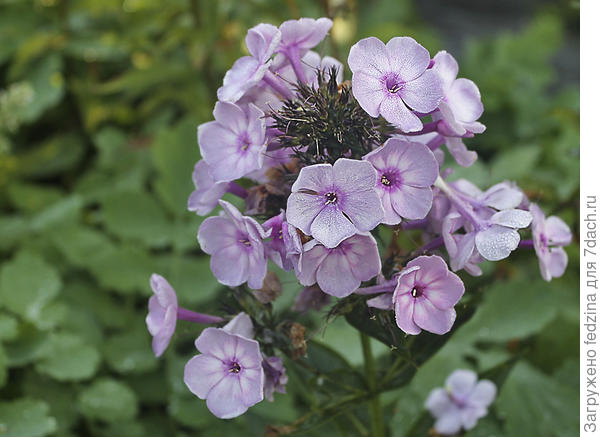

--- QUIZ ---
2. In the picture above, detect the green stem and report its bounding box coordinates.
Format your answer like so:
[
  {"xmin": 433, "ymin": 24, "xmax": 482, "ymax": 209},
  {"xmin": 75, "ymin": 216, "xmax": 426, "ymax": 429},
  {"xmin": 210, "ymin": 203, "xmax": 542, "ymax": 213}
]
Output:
[{"xmin": 360, "ymin": 333, "xmax": 385, "ymax": 437}]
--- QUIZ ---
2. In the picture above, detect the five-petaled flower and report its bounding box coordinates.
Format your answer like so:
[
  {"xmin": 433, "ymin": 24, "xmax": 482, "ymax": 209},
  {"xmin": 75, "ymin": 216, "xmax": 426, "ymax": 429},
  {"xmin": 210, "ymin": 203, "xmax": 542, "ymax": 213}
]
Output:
[
  {"xmin": 425, "ymin": 369, "xmax": 497, "ymax": 435},
  {"xmin": 364, "ymin": 138, "xmax": 439, "ymax": 225},
  {"xmin": 392, "ymin": 255, "xmax": 464, "ymax": 335},
  {"xmin": 286, "ymin": 158, "xmax": 384, "ymax": 248},
  {"xmin": 348, "ymin": 36, "xmax": 443, "ymax": 132},
  {"xmin": 530, "ymin": 203, "xmax": 572, "ymax": 281}
]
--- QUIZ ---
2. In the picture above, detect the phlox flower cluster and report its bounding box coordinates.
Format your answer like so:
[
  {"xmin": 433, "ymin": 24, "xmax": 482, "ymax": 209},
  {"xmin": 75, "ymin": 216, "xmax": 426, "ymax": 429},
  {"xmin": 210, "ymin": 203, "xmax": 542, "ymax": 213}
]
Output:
[{"xmin": 145, "ymin": 17, "xmax": 572, "ymax": 424}]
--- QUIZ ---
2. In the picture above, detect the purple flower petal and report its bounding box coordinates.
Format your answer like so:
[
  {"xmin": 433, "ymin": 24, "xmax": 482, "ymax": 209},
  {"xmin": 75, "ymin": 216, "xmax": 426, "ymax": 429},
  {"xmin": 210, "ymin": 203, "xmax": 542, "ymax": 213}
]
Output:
[
  {"xmin": 447, "ymin": 78, "xmax": 483, "ymax": 123},
  {"xmin": 246, "ymin": 23, "xmax": 281, "ymax": 61},
  {"xmin": 400, "ymin": 69, "xmax": 444, "ymax": 113},
  {"xmin": 188, "ymin": 160, "xmax": 229, "ymax": 215},
  {"xmin": 475, "ymin": 225, "xmax": 520, "ymax": 261},
  {"xmin": 432, "ymin": 51, "xmax": 459, "ymax": 90},
  {"xmin": 490, "ymin": 209, "xmax": 532, "ymax": 229},
  {"xmin": 386, "ymin": 37, "xmax": 431, "ymax": 82},
  {"xmin": 348, "ymin": 36, "xmax": 390, "ymax": 77},
  {"xmin": 468, "ymin": 380, "xmax": 497, "ymax": 407},
  {"xmin": 545, "ymin": 216, "xmax": 572, "ymax": 246},
  {"xmin": 315, "ymin": 249, "xmax": 361, "ymax": 297},
  {"xmin": 425, "ymin": 388, "xmax": 453, "ymax": 418},
  {"xmin": 413, "ymin": 297, "xmax": 456, "ymax": 335},
  {"xmin": 446, "ymin": 369, "xmax": 477, "ymax": 398},
  {"xmin": 291, "ymin": 163, "xmax": 334, "ymax": 193},
  {"xmin": 350, "ymin": 71, "xmax": 387, "ymax": 117},
  {"xmin": 223, "ymin": 313, "xmax": 255, "ymax": 339},
  {"xmin": 310, "ymin": 206, "xmax": 356, "ymax": 249},
  {"xmin": 380, "ymin": 96, "xmax": 422, "ymax": 132},
  {"xmin": 332, "ymin": 158, "xmax": 378, "ymax": 193},
  {"xmin": 391, "ymin": 184, "xmax": 433, "ymax": 220},
  {"xmin": 394, "ymin": 292, "xmax": 421, "ymax": 335},
  {"xmin": 445, "ymin": 137, "xmax": 478, "ymax": 167},
  {"xmin": 279, "ymin": 17, "xmax": 332, "ymax": 52},
  {"xmin": 184, "ymin": 354, "xmax": 227, "ymax": 399}
]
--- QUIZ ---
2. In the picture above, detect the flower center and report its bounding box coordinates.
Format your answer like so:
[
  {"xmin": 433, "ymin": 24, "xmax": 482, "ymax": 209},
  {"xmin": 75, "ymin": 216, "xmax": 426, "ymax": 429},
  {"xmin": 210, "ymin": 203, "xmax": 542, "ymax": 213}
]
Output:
[
  {"xmin": 325, "ymin": 192, "xmax": 338, "ymax": 205},
  {"xmin": 381, "ymin": 174, "xmax": 392, "ymax": 186},
  {"xmin": 238, "ymin": 133, "xmax": 251, "ymax": 152},
  {"xmin": 411, "ymin": 285, "xmax": 424, "ymax": 298},
  {"xmin": 385, "ymin": 75, "xmax": 404, "ymax": 94},
  {"xmin": 229, "ymin": 362, "xmax": 241, "ymax": 373}
]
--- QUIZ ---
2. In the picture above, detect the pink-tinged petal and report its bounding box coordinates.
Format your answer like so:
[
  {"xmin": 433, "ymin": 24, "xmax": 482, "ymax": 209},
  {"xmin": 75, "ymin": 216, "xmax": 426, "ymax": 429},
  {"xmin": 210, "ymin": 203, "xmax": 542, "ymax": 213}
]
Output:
[
  {"xmin": 413, "ymin": 297, "xmax": 456, "ymax": 334},
  {"xmin": 279, "ymin": 17, "xmax": 332, "ymax": 51},
  {"xmin": 151, "ymin": 305, "xmax": 177, "ymax": 357},
  {"xmin": 194, "ymin": 328, "xmax": 237, "ymax": 359},
  {"xmin": 286, "ymin": 192, "xmax": 325, "ymax": 235},
  {"xmin": 393, "ymin": 140, "xmax": 439, "ymax": 187},
  {"xmin": 348, "ymin": 36, "xmax": 390, "ymax": 76},
  {"xmin": 542, "ymin": 247, "xmax": 568, "ymax": 281},
  {"xmin": 245, "ymin": 103, "xmax": 267, "ymax": 144},
  {"xmin": 343, "ymin": 234, "xmax": 381, "ymax": 281},
  {"xmin": 425, "ymin": 388, "xmax": 453, "ymax": 418},
  {"xmin": 447, "ymin": 78, "xmax": 483, "ymax": 123},
  {"xmin": 297, "ymin": 241, "xmax": 329, "ymax": 286},
  {"xmin": 406, "ymin": 255, "xmax": 447, "ymax": 286},
  {"xmin": 316, "ymin": 250, "xmax": 361, "ymax": 297},
  {"xmin": 468, "ymin": 380, "xmax": 497, "ymax": 408},
  {"xmin": 188, "ymin": 161, "xmax": 228, "ymax": 215},
  {"xmin": 423, "ymin": 271, "xmax": 464, "ymax": 310},
  {"xmin": 380, "ymin": 95, "xmax": 422, "ymax": 132},
  {"xmin": 210, "ymin": 244, "xmax": 249, "ymax": 287},
  {"xmin": 394, "ymin": 293, "xmax": 421, "ymax": 335},
  {"xmin": 434, "ymin": 407, "xmax": 463, "ymax": 435},
  {"xmin": 342, "ymin": 190, "xmax": 384, "ymax": 232},
  {"xmin": 184, "ymin": 354, "xmax": 227, "ymax": 399},
  {"xmin": 146, "ymin": 296, "xmax": 165, "ymax": 337},
  {"xmin": 545, "ymin": 216, "xmax": 572, "ymax": 246},
  {"xmin": 445, "ymin": 137, "xmax": 477, "ymax": 167},
  {"xmin": 394, "ymin": 266, "xmax": 420, "ymax": 297},
  {"xmin": 206, "ymin": 375, "xmax": 249, "ymax": 419},
  {"xmin": 432, "ymin": 51, "xmax": 459, "ymax": 90},
  {"xmin": 233, "ymin": 337, "xmax": 263, "ymax": 370},
  {"xmin": 446, "ymin": 369, "xmax": 477, "ymax": 398},
  {"xmin": 351, "ymin": 71, "xmax": 386, "ymax": 117},
  {"xmin": 291, "ymin": 163, "xmax": 333, "ymax": 193},
  {"xmin": 490, "ymin": 209, "xmax": 532, "ymax": 229},
  {"xmin": 386, "ymin": 37, "xmax": 430, "ymax": 81},
  {"xmin": 475, "ymin": 225, "xmax": 520, "ymax": 261},
  {"xmin": 390, "ymin": 184, "xmax": 433, "ymax": 220},
  {"xmin": 246, "ymin": 248, "xmax": 268, "ymax": 290},
  {"xmin": 450, "ymin": 233, "xmax": 477, "ymax": 272},
  {"xmin": 238, "ymin": 366, "xmax": 265, "ymax": 406},
  {"xmin": 199, "ymin": 122, "xmax": 238, "ymax": 157},
  {"xmin": 332, "ymin": 158, "xmax": 378, "ymax": 193},
  {"xmin": 223, "ymin": 313, "xmax": 255, "ymax": 339},
  {"xmin": 197, "ymin": 216, "xmax": 238, "ymax": 254},
  {"xmin": 461, "ymin": 406, "xmax": 487, "ymax": 430},
  {"xmin": 310, "ymin": 207, "xmax": 356, "ymax": 249},
  {"xmin": 400, "ymin": 69, "xmax": 444, "ymax": 113},
  {"xmin": 437, "ymin": 100, "xmax": 467, "ymax": 136}
]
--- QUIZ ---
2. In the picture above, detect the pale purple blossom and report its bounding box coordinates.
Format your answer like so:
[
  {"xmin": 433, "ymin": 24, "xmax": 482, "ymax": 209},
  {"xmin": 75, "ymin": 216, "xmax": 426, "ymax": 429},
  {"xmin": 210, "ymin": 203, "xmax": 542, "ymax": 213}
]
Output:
[
  {"xmin": 146, "ymin": 275, "xmax": 223, "ymax": 357},
  {"xmin": 187, "ymin": 160, "xmax": 228, "ymax": 215},
  {"xmin": 146, "ymin": 274, "xmax": 178, "ymax": 357},
  {"xmin": 530, "ymin": 203, "xmax": 572, "ymax": 281},
  {"xmin": 217, "ymin": 23, "xmax": 281, "ymax": 103},
  {"xmin": 425, "ymin": 369, "xmax": 497, "ymax": 435},
  {"xmin": 363, "ymin": 138, "xmax": 439, "ymax": 225},
  {"xmin": 262, "ymin": 211, "xmax": 295, "ymax": 271},
  {"xmin": 197, "ymin": 200, "xmax": 269, "ymax": 289},
  {"xmin": 198, "ymin": 101, "xmax": 267, "ymax": 183},
  {"xmin": 297, "ymin": 233, "xmax": 381, "ymax": 298},
  {"xmin": 292, "ymin": 285, "xmax": 331, "ymax": 312},
  {"xmin": 223, "ymin": 312, "xmax": 255, "ymax": 339},
  {"xmin": 392, "ymin": 255, "xmax": 464, "ymax": 335},
  {"xmin": 348, "ymin": 36, "xmax": 443, "ymax": 132},
  {"xmin": 262, "ymin": 355, "xmax": 288, "ymax": 401},
  {"xmin": 184, "ymin": 327, "xmax": 264, "ymax": 419},
  {"xmin": 286, "ymin": 158, "xmax": 384, "ymax": 248}
]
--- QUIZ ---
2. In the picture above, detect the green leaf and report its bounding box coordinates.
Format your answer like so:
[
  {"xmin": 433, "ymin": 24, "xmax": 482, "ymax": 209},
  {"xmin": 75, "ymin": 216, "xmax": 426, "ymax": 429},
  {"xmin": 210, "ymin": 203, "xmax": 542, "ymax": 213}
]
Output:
[
  {"xmin": 102, "ymin": 191, "xmax": 171, "ymax": 248},
  {"xmin": 78, "ymin": 378, "xmax": 139, "ymax": 423},
  {"xmin": 0, "ymin": 251, "xmax": 61, "ymax": 325},
  {"xmin": 0, "ymin": 398, "xmax": 57, "ymax": 437},
  {"xmin": 0, "ymin": 312, "xmax": 19, "ymax": 341},
  {"xmin": 104, "ymin": 326, "xmax": 157, "ymax": 374},
  {"xmin": 489, "ymin": 145, "xmax": 541, "ymax": 184},
  {"xmin": 151, "ymin": 118, "xmax": 199, "ymax": 217},
  {"xmin": 35, "ymin": 332, "xmax": 100, "ymax": 381},
  {"xmin": 19, "ymin": 54, "xmax": 65, "ymax": 123}
]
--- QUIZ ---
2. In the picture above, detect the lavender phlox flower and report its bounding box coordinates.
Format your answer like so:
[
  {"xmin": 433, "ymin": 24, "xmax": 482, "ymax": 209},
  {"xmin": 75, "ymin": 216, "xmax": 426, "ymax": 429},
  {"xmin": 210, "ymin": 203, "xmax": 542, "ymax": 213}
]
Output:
[
  {"xmin": 217, "ymin": 23, "xmax": 281, "ymax": 103},
  {"xmin": 184, "ymin": 327, "xmax": 264, "ymax": 419},
  {"xmin": 198, "ymin": 101, "xmax": 267, "ymax": 183},
  {"xmin": 197, "ymin": 200, "xmax": 269, "ymax": 289},
  {"xmin": 363, "ymin": 138, "xmax": 439, "ymax": 225},
  {"xmin": 281, "ymin": 51, "xmax": 344, "ymax": 86},
  {"xmin": 146, "ymin": 275, "xmax": 223, "ymax": 357},
  {"xmin": 292, "ymin": 285, "xmax": 331, "ymax": 312},
  {"xmin": 286, "ymin": 158, "xmax": 384, "ymax": 248},
  {"xmin": 262, "ymin": 355, "xmax": 288, "ymax": 401},
  {"xmin": 348, "ymin": 36, "xmax": 443, "ymax": 132},
  {"xmin": 530, "ymin": 203, "xmax": 572, "ymax": 281},
  {"xmin": 432, "ymin": 51, "xmax": 485, "ymax": 137},
  {"xmin": 297, "ymin": 233, "xmax": 381, "ymax": 298},
  {"xmin": 436, "ymin": 177, "xmax": 532, "ymax": 264},
  {"xmin": 262, "ymin": 211, "xmax": 296, "ymax": 271},
  {"xmin": 277, "ymin": 17, "xmax": 333, "ymax": 82},
  {"xmin": 392, "ymin": 255, "xmax": 464, "ymax": 335},
  {"xmin": 425, "ymin": 369, "xmax": 497, "ymax": 435},
  {"xmin": 187, "ymin": 160, "xmax": 229, "ymax": 215}
]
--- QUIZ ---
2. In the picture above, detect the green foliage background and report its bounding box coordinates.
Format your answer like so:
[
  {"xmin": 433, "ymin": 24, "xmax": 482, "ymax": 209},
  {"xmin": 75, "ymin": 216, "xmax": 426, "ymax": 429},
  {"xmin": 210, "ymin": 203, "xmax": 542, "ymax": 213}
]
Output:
[{"xmin": 0, "ymin": 0, "xmax": 579, "ymax": 436}]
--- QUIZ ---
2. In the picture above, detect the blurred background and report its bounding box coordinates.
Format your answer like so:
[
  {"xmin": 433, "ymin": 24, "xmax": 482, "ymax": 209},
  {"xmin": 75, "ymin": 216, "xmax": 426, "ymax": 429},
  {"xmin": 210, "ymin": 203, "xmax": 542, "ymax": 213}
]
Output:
[{"xmin": 0, "ymin": 0, "xmax": 579, "ymax": 436}]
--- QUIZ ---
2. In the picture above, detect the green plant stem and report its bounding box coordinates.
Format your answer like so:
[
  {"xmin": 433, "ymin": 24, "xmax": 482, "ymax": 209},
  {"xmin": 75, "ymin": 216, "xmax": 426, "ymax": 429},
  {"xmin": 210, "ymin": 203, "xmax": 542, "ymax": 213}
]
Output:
[{"xmin": 360, "ymin": 332, "xmax": 385, "ymax": 437}]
